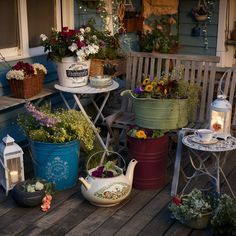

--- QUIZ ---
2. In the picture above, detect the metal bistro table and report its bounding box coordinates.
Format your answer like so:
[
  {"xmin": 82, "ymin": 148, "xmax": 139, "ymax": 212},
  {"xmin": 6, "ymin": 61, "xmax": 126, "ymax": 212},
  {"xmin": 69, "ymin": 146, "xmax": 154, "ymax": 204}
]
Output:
[
  {"xmin": 55, "ymin": 80, "xmax": 119, "ymax": 151},
  {"xmin": 180, "ymin": 134, "xmax": 236, "ymax": 198}
]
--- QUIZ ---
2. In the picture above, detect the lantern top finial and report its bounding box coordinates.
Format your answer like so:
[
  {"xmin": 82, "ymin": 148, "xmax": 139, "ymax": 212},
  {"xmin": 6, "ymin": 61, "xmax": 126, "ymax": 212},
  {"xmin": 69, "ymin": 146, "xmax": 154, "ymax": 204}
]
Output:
[{"xmin": 2, "ymin": 135, "xmax": 15, "ymax": 145}]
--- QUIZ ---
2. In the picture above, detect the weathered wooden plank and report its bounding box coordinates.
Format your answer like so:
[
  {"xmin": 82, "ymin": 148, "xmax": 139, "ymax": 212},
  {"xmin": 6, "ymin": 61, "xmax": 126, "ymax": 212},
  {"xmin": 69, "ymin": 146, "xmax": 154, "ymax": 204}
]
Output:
[
  {"xmin": 89, "ymin": 189, "xmax": 161, "ymax": 236},
  {"xmin": 65, "ymin": 191, "xmax": 138, "ymax": 236},
  {"xmin": 0, "ymin": 186, "xmax": 79, "ymax": 235},
  {"xmin": 17, "ymin": 191, "xmax": 85, "ymax": 236},
  {"xmin": 36, "ymin": 201, "xmax": 97, "ymax": 236}
]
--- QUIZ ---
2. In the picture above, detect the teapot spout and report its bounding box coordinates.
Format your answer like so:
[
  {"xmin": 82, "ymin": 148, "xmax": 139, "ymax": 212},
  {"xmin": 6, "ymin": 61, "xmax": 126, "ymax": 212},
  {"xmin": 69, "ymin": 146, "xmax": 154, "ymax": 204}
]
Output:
[
  {"xmin": 125, "ymin": 159, "xmax": 138, "ymax": 185},
  {"xmin": 79, "ymin": 177, "xmax": 91, "ymax": 190}
]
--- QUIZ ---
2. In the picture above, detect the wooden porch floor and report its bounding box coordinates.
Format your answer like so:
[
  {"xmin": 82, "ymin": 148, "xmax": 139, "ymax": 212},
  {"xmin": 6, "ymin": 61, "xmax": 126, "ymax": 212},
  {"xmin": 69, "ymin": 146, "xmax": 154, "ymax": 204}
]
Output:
[{"xmin": 0, "ymin": 147, "xmax": 235, "ymax": 236}]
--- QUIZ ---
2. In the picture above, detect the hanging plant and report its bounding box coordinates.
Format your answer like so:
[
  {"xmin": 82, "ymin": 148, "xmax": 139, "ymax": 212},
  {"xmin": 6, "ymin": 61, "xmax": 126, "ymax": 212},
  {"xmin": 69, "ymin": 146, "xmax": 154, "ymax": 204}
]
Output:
[{"xmin": 192, "ymin": 0, "xmax": 210, "ymax": 22}]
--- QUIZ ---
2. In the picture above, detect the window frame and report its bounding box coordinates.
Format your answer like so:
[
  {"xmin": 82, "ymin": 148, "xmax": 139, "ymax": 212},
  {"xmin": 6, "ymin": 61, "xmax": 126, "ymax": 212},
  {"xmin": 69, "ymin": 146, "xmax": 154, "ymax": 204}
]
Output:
[{"xmin": 0, "ymin": 0, "xmax": 74, "ymax": 61}]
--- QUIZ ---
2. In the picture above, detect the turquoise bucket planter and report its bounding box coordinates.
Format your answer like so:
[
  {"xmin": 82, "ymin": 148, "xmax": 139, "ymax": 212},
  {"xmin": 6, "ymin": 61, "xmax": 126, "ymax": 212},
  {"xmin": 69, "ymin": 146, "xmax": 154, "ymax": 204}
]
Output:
[
  {"xmin": 133, "ymin": 97, "xmax": 188, "ymax": 129},
  {"xmin": 30, "ymin": 140, "xmax": 80, "ymax": 191}
]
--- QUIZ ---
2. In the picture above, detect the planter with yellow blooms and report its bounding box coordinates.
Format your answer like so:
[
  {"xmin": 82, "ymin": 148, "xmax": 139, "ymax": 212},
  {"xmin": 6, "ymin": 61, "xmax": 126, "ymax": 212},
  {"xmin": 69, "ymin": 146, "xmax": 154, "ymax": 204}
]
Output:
[{"xmin": 126, "ymin": 126, "xmax": 168, "ymax": 190}]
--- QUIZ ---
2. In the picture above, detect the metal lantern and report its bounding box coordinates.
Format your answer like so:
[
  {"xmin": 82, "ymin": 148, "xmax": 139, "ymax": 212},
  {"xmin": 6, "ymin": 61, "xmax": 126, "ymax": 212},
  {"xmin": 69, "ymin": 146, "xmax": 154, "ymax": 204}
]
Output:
[
  {"xmin": 0, "ymin": 135, "xmax": 24, "ymax": 195},
  {"xmin": 210, "ymin": 95, "xmax": 232, "ymax": 140}
]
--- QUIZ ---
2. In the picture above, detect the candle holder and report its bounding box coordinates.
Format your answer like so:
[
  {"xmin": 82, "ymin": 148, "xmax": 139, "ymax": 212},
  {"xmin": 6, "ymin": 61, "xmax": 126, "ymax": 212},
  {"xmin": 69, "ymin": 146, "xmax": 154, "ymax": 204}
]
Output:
[{"xmin": 0, "ymin": 135, "xmax": 25, "ymax": 195}]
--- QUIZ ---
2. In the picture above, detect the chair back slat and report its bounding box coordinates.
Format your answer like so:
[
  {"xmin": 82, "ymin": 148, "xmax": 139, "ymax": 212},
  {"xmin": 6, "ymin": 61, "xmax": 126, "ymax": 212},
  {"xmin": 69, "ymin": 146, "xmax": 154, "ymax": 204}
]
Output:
[
  {"xmin": 124, "ymin": 51, "xmax": 220, "ymax": 124},
  {"xmin": 217, "ymin": 67, "xmax": 236, "ymax": 127}
]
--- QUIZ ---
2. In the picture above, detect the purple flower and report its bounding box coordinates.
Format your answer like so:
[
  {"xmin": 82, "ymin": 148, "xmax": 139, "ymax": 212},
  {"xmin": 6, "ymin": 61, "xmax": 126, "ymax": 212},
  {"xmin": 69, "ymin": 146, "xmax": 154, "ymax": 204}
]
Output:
[
  {"xmin": 91, "ymin": 166, "xmax": 104, "ymax": 177},
  {"xmin": 145, "ymin": 129, "xmax": 153, "ymax": 137},
  {"xmin": 133, "ymin": 87, "xmax": 144, "ymax": 95},
  {"xmin": 25, "ymin": 102, "xmax": 60, "ymax": 128}
]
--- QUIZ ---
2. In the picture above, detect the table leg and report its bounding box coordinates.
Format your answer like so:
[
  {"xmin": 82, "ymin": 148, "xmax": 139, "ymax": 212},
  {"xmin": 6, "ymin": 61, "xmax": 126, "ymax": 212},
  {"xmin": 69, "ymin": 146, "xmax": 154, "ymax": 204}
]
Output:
[
  {"xmin": 90, "ymin": 92, "xmax": 110, "ymax": 124},
  {"xmin": 73, "ymin": 94, "xmax": 108, "ymax": 152},
  {"xmin": 212, "ymin": 152, "xmax": 235, "ymax": 198}
]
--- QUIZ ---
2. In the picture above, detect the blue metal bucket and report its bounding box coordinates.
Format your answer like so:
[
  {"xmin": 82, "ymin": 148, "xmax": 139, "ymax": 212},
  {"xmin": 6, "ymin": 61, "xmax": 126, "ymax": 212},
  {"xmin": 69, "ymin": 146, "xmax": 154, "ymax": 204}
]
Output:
[{"xmin": 30, "ymin": 140, "xmax": 80, "ymax": 191}]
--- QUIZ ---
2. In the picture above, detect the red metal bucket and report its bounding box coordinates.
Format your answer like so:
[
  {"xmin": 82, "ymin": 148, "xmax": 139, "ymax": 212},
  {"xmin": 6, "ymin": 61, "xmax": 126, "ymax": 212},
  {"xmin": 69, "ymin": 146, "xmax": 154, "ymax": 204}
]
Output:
[{"xmin": 127, "ymin": 134, "xmax": 169, "ymax": 190}]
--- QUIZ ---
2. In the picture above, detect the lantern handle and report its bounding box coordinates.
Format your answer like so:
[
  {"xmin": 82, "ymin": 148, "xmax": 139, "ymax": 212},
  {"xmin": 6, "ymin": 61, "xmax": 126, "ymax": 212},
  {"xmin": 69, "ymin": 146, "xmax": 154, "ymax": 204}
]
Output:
[{"xmin": 218, "ymin": 69, "xmax": 232, "ymax": 97}]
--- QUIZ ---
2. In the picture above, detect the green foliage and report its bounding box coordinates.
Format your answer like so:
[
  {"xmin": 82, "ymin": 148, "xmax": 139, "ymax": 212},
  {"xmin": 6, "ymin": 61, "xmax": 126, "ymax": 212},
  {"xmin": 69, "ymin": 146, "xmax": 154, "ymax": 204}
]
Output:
[
  {"xmin": 87, "ymin": 18, "xmax": 125, "ymax": 60},
  {"xmin": 169, "ymin": 189, "xmax": 212, "ymax": 222},
  {"xmin": 17, "ymin": 102, "xmax": 96, "ymax": 151},
  {"xmin": 211, "ymin": 194, "xmax": 236, "ymax": 235},
  {"xmin": 139, "ymin": 14, "xmax": 178, "ymax": 53}
]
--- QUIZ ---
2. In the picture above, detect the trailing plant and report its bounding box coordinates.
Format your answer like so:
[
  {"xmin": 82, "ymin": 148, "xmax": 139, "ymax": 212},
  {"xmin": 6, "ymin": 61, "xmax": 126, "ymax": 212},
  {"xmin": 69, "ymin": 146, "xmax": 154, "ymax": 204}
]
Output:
[
  {"xmin": 211, "ymin": 194, "xmax": 236, "ymax": 235},
  {"xmin": 169, "ymin": 189, "xmax": 212, "ymax": 222}
]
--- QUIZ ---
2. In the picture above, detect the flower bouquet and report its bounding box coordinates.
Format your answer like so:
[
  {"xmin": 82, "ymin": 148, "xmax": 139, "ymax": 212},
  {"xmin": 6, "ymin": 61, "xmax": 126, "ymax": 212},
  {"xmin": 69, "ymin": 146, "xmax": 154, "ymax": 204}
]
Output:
[
  {"xmin": 169, "ymin": 189, "xmax": 212, "ymax": 229},
  {"xmin": 6, "ymin": 61, "xmax": 47, "ymax": 98},
  {"xmin": 122, "ymin": 66, "xmax": 200, "ymax": 129},
  {"xmin": 40, "ymin": 26, "xmax": 100, "ymax": 62},
  {"xmin": 40, "ymin": 26, "xmax": 100, "ymax": 87}
]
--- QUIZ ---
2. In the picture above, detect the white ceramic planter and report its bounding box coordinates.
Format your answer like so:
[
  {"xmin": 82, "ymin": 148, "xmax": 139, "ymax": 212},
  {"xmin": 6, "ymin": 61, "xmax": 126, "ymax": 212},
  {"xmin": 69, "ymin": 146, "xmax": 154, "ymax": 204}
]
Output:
[{"xmin": 57, "ymin": 57, "xmax": 90, "ymax": 87}]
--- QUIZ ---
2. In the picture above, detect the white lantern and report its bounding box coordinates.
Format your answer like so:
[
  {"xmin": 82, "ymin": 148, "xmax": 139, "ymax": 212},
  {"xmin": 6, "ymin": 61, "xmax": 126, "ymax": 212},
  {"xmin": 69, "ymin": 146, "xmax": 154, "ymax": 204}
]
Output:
[
  {"xmin": 210, "ymin": 95, "xmax": 232, "ymax": 140},
  {"xmin": 0, "ymin": 135, "xmax": 25, "ymax": 195}
]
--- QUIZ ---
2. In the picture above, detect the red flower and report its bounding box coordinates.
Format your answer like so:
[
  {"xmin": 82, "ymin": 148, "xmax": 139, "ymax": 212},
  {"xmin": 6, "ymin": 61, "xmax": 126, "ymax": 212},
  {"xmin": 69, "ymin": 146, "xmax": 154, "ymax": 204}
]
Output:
[{"xmin": 172, "ymin": 196, "xmax": 182, "ymax": 205}]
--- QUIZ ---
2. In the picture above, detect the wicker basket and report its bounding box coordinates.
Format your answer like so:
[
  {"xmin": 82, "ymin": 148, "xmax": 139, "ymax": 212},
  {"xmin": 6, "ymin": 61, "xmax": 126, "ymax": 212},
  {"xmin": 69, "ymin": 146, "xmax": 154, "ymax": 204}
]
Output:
[
  {"xmin": 90, "ymin": 59, "xmax": 126, "ymax": 77},
  {"xmin": 8, "ymin": 72, "xmax": 44, "ymax": 99}
]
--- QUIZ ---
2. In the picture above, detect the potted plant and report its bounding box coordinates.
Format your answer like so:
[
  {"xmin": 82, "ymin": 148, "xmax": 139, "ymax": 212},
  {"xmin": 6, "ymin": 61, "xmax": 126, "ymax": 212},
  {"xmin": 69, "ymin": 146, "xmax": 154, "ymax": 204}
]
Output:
[
  {"xmin": 40, "ymin": 26, "xmax": 100, "ymax": 87},
  {"xmin": 122, "ymin": 66, "xmax": 200, "ymax": 130},
  {"xmin": 12, "ymin": 179, "xmax": 54, "ymax": 210},
  {"xmin": 87, "ymin": 19, "xmax": 126, "ymax": 77},
  {"xmin": 79, "ymin": 150, "xmax": 138, "ymax": 207},
  {"xmin": 6, "ymin": 61, "xmax": 47, "ymax": 98},
  {"xmin": 192, "ymin": 1, "xmax": 211, "ymax": 22},
  {"xmin": 211, "ymin": 194, "xmax": 236, "ymax": 235},
  {"xmin": 17, "ymin": 102, "xmax": 96, "ymax": 191},
  {"xmin": 169, "ymin": 188, "xmax": 212, "ymax": 229},
  {"xmin": 126, "ymin": 126, "xmax": 168, "ymax": 190}
]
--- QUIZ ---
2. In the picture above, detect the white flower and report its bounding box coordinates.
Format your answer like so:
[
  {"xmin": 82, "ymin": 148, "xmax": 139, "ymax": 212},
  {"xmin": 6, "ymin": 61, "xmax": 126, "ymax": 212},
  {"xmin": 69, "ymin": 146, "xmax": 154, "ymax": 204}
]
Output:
[
  {"xmin": 79, "ymin": 35, "xmax": 84, "ymax": 41},
  {"xmin": 35, "ymin": 181, "xmax": 44, "ymax": 191},
  {"xmin": 68, "ymin": 43, "xmax": 78, "ymax": 52},
  {"xmin": 76, "ymin": 49, "xmax": 86, "ymax": 61},
  {"xmin": 92, "ymin": 35, "xmax": 97, "ymax": 40},
  {"xmin": 32, "ymin": 63, "xmax": 47, "ymax": 74},
  {"xmin": 6, "ymin": 70, "xmax": 25, "ymax": 80},
  {"xmin": 40, "ymin": 34, "xmax": 48, "ymax": 41},
  {"xmin": 85, "ymin": 27, "xmax": 91, "ymax": 33},
  {"xmin": 80, "ymin": 28, "xmax": 85, "ymax": 34}
]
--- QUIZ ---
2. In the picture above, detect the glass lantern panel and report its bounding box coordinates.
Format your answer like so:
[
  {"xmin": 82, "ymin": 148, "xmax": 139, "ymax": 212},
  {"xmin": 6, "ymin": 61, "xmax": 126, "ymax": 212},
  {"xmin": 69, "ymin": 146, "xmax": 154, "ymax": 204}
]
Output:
[
  {"xmin": 225, "ymin": 111, "xmax": 232, "ymax": 133},
  {"xmin": 210, "ymin": 111, "xmax": 224, "ymax": 132},
  {"xmin": 7, "ymin": 157, "xmax": 21, "ymax": 186}
]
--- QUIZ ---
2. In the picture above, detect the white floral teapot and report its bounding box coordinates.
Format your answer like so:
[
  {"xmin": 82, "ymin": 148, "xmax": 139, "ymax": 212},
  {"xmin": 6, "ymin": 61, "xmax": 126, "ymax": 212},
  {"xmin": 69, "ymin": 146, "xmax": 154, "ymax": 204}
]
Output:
[{"xmin": 79, "ymin": 151, "xmax": 138, "ymax": 207}]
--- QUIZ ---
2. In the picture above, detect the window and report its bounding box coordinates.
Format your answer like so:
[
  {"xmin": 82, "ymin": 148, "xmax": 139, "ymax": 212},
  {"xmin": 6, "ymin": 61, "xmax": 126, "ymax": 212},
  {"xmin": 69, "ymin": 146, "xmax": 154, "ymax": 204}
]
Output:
[
  {"xmin": 0, "ymin": 0, "xmax": 74, "ymax": 60},
  {"xmin": 27, "ymin": 0, "xmax": 55, "ymax": 48}
]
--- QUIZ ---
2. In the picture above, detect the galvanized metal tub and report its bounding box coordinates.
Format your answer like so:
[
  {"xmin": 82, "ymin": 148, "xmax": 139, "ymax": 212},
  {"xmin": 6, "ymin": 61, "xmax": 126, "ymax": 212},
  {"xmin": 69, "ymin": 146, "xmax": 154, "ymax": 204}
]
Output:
[{"xmin": 132, "ymin": 97, "xmax": 188, "ymax": 130}]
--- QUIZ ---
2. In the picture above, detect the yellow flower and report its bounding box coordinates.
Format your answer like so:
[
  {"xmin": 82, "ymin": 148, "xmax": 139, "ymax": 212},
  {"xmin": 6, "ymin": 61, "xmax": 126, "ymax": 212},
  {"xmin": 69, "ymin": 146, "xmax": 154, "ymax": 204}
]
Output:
[
  {"xmin": 142, "ymin": 78, "xmax": 150, "ymax": 86},
  {"xmin": 151, "ymin": 81, "xmax": 157, "ymax": 86},
  {"xmin": 145, "ymin": 84, "xmax": 153, "ymax": 92},
  {"xmin": 158, "ymin": 80, "xmax": 164, "ymax": 85},
  {"xmin": 135, "ymin": 130, "xmax": 147, "ymax": 139},
  {"xmin": 164, "ymin": 89, "xmax": 168, "ymax": 95}
]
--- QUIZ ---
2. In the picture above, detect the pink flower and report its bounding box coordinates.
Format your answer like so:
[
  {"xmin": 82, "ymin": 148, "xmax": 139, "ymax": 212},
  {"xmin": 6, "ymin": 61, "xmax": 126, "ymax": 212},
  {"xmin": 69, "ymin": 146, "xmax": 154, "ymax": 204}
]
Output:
[{"xmin": 172, "ymin": 196, "xmax": 182, "ymax": 205}]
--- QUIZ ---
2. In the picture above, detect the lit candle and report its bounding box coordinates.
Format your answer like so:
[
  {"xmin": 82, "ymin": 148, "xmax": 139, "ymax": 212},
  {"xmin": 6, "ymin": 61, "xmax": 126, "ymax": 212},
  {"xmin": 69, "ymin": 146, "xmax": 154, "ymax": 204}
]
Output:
[{"xmin": 10, "ymin": 171, "xmax": 19, "ymax": 184}]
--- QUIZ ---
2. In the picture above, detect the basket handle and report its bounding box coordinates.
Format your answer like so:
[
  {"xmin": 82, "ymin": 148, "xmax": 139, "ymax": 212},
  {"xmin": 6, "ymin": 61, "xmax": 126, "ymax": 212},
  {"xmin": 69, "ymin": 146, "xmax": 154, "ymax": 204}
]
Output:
[{"xmin": 86, "ymin": 150, "xmax": 126, "ymax": 175}]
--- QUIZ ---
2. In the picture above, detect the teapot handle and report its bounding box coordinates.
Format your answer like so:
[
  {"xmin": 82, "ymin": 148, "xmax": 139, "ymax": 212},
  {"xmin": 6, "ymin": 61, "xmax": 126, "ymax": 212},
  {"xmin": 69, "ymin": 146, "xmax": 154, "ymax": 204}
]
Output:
[{"xmin": 86, "ymin": 150, "xmax": 126, "ymax": 176}]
